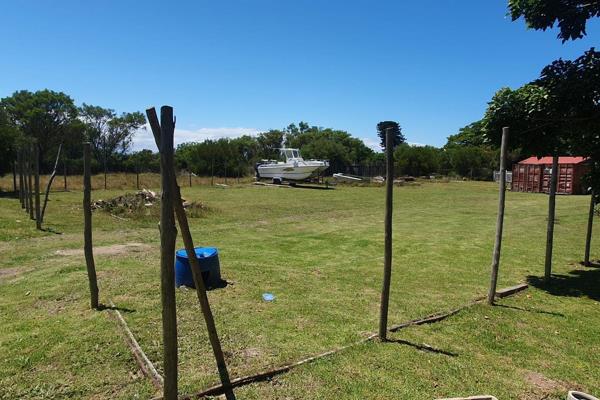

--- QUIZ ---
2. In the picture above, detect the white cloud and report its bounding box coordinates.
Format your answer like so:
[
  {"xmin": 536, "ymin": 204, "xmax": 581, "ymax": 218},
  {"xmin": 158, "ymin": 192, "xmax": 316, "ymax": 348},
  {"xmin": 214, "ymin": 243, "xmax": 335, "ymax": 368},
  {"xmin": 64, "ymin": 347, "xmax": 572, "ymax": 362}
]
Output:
[
  {"xmin": 407, "ymin": 142, "xmax": 426, "ymax": 147},
  {"xmin": 132, "ymin": 125, "xmax": 262, "ymax": 151},
  {"xmin": 361, "ymin": 137, "xmax": 381, "ymax": 152}
]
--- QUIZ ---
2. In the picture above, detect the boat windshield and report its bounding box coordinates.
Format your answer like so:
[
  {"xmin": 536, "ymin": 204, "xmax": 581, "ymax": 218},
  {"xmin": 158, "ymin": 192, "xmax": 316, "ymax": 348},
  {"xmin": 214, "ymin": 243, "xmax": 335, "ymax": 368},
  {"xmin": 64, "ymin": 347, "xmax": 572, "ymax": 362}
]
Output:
[{"xmin": 282, "ymin": 149, "xmax": 301, "ymax": 160}]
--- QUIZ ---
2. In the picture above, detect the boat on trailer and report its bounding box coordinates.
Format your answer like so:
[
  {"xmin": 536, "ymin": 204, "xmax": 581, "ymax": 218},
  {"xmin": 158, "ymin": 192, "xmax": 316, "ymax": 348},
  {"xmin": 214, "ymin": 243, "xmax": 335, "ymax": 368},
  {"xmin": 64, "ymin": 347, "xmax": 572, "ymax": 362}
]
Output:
[{"xmin": 255, "ymin": 148, "xmax": 329, "ymax": 184}]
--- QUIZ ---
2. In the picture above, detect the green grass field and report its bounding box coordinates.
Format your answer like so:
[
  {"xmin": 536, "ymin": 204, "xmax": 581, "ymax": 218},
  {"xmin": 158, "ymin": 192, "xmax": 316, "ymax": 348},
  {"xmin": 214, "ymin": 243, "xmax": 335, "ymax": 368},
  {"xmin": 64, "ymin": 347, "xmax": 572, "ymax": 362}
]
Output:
[{"xmin": 1, "ymin": 179, "xmax": 598, "ymax": 399}]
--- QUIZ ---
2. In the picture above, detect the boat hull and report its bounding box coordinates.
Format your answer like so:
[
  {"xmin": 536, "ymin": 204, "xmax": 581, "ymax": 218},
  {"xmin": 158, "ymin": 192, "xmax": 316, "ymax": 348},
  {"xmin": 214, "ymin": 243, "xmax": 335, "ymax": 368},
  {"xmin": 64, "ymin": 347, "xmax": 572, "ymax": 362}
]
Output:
[{"xmin": 257, "ymin": 162, "xmax": 328, "ymax": 181}]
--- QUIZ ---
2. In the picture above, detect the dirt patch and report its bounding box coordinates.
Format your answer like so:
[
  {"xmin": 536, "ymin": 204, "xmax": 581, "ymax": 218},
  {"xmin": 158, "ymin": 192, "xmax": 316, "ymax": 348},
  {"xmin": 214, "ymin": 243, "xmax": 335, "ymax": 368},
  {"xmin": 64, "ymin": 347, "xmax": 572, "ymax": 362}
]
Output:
[
  {"xmin": 0, "ymin": 267, "xmax": 24, "ymax": 282},
  {"xmin": 522, "ymin": 371, "xmax": 582, "ymax": 399},
  {"xmin": 55, "ymin": 243, "xmax": 152, "ymax": 257}
]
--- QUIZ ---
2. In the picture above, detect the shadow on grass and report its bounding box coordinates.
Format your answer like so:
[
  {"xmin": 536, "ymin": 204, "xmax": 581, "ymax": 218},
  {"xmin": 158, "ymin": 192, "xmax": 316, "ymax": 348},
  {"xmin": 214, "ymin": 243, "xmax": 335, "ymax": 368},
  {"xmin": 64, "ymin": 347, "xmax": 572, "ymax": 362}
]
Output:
[
  {"xmin": 385, "ymin": 338, "xmax": 458, "ymax": 357},
  {"xmin": 579, "ymin": 260, "xmax": 600, "ymax": 268},
  {"xmin": 40, "ymin": 226, "xmax": 63, "ymax": 235},
  {"xmin": 493, "ymin": 303, "xmax": 565, "ymax": 317},
  {"xmin": 98, "ymin": 303, "xmax": 136, "ymax": 313},
  {"xmin": 527, "ymin": 268, "xmax": 600, "ymax": 302},
  {"xmin": 291, "ymin": 183, "xmax": 335, "ymax": 190},
  {"xmin": 0, "ymin": 190, "xmax": 18, "ymax": 199}
]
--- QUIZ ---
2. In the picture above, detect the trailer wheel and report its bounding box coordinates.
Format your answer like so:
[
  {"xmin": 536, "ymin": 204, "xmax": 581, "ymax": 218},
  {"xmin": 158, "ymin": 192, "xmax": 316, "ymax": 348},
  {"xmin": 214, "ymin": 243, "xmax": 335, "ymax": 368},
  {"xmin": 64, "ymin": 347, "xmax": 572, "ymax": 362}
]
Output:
[{"xmin": 273, "ymin": 178, "xmax": 282, "ymax": 185}]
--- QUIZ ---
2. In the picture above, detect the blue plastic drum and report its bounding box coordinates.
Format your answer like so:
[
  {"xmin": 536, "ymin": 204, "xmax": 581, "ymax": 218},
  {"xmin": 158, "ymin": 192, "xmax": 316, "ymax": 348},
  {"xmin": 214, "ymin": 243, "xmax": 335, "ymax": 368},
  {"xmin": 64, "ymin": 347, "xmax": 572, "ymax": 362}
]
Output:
[{"xmin": 175, "ymin": 247, "xmax": 222, "ymax": 289}]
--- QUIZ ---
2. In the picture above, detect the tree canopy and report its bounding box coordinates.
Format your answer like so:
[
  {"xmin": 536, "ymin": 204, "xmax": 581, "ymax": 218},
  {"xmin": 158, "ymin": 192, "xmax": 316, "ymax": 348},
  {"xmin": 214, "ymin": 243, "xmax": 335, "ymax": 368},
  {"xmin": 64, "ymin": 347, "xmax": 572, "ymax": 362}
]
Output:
[
  {"xmin": 376, "ymin": 121, "xmax": 405, "ymax": 150},
  {"xmin": 509, "ymin": 0, "xmax": 600, "ymax": 42}
]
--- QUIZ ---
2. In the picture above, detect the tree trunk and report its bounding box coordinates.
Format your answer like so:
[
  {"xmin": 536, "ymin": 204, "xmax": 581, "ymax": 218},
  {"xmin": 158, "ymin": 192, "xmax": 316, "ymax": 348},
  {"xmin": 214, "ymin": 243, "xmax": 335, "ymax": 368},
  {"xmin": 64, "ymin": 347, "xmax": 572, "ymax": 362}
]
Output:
[
  {"xmin": 584, "ymin": 191, "xmax": 595, "ymax": 267},
  {"xmin": 378, "ymin": 128, "xmax": 394, "ymax": 341},
  {"xmin": 147, "ymin": 107, "xmax": 236, "ymax": 400},
  {"xmin": 83, "ymin": 143, "xmax": 99, "ymax": 309},
  {"xmin": 34, "ymin": 143, "xmax": 41, "ymax": 229},
  {"xmin": 23, "ymin": 148, "xmax": 30, "ymax": 213},
  {"xmin": 40, "ymin": 144, "xmax": 62, "ymax": 224},
  {"xmin": 487, "ymin": 127, "xmax": 509, "ymax": 305},
  {"xmin": 158, "ymin": 106, "xmax": 179, "ymax": 400},
  {"xmin": 544, "ymin": 155, "xmax": 559, "ymax": 282}
]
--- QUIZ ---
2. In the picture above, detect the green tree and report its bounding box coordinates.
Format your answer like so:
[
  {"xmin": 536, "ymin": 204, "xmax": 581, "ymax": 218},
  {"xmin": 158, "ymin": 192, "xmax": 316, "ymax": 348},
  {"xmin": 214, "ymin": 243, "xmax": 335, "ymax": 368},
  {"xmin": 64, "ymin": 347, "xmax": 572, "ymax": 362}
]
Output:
[
  {"xmin": 1, "ymin": 90, "xmax": 79, "ymax": 168},
  {"xmin": 508, "ymin": 0, "xmax": 600, "ymax": 42},
  {"xmin": 376, "ymin": 121, "xmax": 405, "ymax": 150},
  {"xmin": 394, "ymin": 144, "xmax": 442, "ymax": 177},
  {"xmin": 0, "ymin": 107, "xmax": 21, "ymax": 175},
  {"xmin": 445, "ymin": 120, "xmax": 487, "ymax": 148}
]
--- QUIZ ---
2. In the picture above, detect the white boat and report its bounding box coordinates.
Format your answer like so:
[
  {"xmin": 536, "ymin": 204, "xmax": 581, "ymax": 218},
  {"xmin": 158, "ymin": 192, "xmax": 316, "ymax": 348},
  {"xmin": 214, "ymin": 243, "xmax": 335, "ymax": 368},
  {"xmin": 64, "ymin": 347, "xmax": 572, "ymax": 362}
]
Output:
[{"xmin": 256, "ymin": 148, "xmax": 329, "ymax": 183}]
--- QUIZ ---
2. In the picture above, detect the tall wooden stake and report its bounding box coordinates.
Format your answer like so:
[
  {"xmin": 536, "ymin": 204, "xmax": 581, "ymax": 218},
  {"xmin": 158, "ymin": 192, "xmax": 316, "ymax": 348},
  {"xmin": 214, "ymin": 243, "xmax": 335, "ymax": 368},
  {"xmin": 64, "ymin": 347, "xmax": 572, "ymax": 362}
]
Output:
[
  {"xmin": 156, "ymin": 106, "xmax": 179, "ymax": 400},
  {"xmin": 544, "ymin": 154, "xmax": 559, "ymax": 282},
  {"xmin": 189, "ymin": 170, "xmax": 192, "ymax": 187},
  {"xmin": 33, "ymin": 141, "xmax": 41, "ymax": 229},
  {"xmin": 147, "ymin": 107, "xmax": 236, "ymax": 400},
  {"xmin": 487, "ymin": 127, "xmax": 509, "ymax": 305},
  {"xmin": 584, "ymin": 190, "xmax": 595, "ymax": 267},
  {"xmin": 83, "ymin": 143, "xmax": 99, "ymax": 309},
  {"xmin": 28, "ymin": 144, "xmax": 34, "ymax": 220},
  {"xmin": 40, "ymin": 144, "xmax": 62, "ymax": 224},
  {"xmin": 63, "ymin": 154, "xmax": 68, "ymax": 192},
  {"xmin": 378, "ymin": 128, "xmax": 394, "ymax": 341},
  {"xmin": 12, "ymin": 160, "xmax": 17, "ymax": 194},
  {"xmin": 18, "ymin": 149, "xmax": 25, "ymax": 208},
  {"xmin": 24, "ymin": 148, "xmax": 30, "ymax": 213}
]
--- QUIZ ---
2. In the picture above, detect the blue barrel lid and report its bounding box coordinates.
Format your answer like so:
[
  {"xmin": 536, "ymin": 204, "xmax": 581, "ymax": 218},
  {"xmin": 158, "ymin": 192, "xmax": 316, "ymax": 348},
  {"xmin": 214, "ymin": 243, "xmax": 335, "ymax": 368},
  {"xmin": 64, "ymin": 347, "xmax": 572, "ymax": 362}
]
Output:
[{"xmin": 176, "ymin": 247, "xmax": 218, "ymax": 259}]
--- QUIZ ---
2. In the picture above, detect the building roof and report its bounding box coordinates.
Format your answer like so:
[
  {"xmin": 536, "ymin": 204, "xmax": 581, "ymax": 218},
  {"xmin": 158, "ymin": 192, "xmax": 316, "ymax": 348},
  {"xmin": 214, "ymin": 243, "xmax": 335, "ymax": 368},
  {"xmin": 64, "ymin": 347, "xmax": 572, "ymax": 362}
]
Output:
[{"xmin": 518, "ymin": 156, "xmax": 588, "ymax": 165}]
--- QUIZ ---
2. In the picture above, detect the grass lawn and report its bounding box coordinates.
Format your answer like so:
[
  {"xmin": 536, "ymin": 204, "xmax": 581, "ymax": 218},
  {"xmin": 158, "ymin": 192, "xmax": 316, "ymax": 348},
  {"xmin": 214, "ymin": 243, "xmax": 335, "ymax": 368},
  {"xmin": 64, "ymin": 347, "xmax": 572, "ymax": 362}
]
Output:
[{"xmin": 0, "ymin": 178, "xmax": 598, "ymax": 399}]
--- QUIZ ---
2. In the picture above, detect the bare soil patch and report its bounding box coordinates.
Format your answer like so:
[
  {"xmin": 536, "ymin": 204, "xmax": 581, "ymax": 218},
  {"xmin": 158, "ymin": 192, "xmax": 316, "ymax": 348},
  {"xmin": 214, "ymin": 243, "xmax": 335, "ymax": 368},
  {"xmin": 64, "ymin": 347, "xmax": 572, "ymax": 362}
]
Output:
[
  {"xmin": 55, "ymin": 243, "xmax": 152, "ymax": 257},
  {"xmin": 0, "ymin": 267, "xmax": 24, "ymax": 282}
]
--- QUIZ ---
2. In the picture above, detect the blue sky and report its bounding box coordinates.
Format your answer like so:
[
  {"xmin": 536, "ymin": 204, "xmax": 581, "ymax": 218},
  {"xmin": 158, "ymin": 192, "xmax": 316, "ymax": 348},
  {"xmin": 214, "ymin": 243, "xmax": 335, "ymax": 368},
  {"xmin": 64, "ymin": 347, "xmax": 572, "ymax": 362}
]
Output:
[{"xmin": 1, "ymin": 1, "xmax": 598, "ymax": 151}]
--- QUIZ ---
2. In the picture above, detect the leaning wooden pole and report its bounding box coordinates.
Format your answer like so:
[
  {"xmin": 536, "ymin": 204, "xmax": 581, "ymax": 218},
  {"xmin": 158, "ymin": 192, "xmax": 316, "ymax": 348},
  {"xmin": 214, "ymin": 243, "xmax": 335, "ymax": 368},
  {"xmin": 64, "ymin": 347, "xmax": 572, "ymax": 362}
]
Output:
[
  {"xmin": 544, "ymin": 154, "xmax": 559, "ymax": 282},
  {"xmin": 147, "ymin": 107, "xmax": 236, "ymax": 400},
  {"xmin": 156, "ymin": 106, "xmax": 179, "ymax": 400},
  {"xmin": 83, "ymin": 143, "xmax": 100, "ymax": 309},
  {"xmin": 487, "ymin": 127, "xmax": 509, "ymax": 305},
  {"xmin": 33, "ymin": 141, "xmax": 41, "ymax": 229},
  {"xmin": 40, "ymin": 144, "xmax": 63, "ymax": 224},
  {"xmin": 378, "ymin": 128, "xmax": 394, "ymax": 341},
  {"xmin": 584, "ymin": 190, "xmax": 595, "ymax": 267}
]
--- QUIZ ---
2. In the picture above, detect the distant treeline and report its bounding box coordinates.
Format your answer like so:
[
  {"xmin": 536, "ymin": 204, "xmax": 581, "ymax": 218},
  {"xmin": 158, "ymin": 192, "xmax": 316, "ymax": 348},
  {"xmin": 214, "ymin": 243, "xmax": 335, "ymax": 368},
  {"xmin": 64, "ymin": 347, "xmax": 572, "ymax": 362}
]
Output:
[{"xmin": 1, "ymin": 89, "xmax": 504, "ymax": 180}]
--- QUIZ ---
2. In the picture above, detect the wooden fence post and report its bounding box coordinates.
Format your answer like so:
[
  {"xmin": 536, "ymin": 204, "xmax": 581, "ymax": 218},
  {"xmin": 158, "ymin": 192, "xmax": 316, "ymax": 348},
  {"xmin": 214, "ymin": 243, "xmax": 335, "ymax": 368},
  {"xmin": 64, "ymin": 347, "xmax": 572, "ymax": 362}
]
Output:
[
  {"xmin": 40, "ymin": 144, "xmax": 63, "ymax": 224},
  {"xmin": 18, "ymin": 149, "xmax": 25, "ymax": 208},
  {"xmin": 189, "ymin": 170, "xmax": 192, "ymax": 187},
  {"xmin": 157, "ymin": 106, "xmax": 179, "ymax": 400},
  {"xmin": 83, "ymin": 142, "xmax": 100, "ymax": 309},
  {"xmin": 211, "ymin": 158, "xmax": 214, "ymax": 186},
  {"xmin": 147, "ymin": 107, "xmax": 236, "ymax": 400},
  {"xmin": 487, "ymin": 127, "xmax": 509, "ymax": 305},
  {"xmin": 12, "ymin": 160, "xmax": 17, "ymax": 194},
  {"xmin": 34, "ymin": 141, "xmax": 41, "ymax": 229},
  {"xmin": 136, "ymin": 164, "xmax": 140, "ymax": 190},
  {"xmin": 28, "ymin": 144, "xmax": 34, "ymax": 220},
  {"xmin": 544, "ymin": 154, "xmax": 559, "ymax": 282},
  {"xmin": 584, "ymin": 190, "xmax": 595, "ymax": 267},
  {"xmin": 23, "ymin": 148, "xmax": 30, "ymax": 213},
  {"xmin": 63, "ymin": 154, "xmax": 68, "ymax": 192},
  {"xmin": 378, "ymin": 128, "xmax": 394, "ymax": 341}
]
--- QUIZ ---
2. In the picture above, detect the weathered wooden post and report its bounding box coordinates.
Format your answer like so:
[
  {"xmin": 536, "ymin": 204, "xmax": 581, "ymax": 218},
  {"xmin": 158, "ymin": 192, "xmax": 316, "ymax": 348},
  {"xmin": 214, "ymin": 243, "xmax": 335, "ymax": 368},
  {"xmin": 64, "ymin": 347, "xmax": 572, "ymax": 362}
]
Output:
[
  {"xmin": 23, "ymin": 148, "xmax": 30, "ymax": 213},
  {"xmin": 487, "ymin": 127, "xmax": 509, "ymax": 305},
  {"xmin": 378, "ymin": 128, "xmax": 394, "ymax": 341},
  {"xmin": 63, "ymin": 154, "xmax": 68, "ymax": 192},
  {"xmin": 28, "ymin": 144, "xmax": 34, "ymax": 220},
  {"xmin": 157, "ymin": 107, "xmax": 179, "ymax": 400},
  {"xmin": 12, "ymin": 160, "xmax": 17, "ymax": 194},
  {"xmin": 147, "ymin": 107, "xmax": 236, "ymax": 400},
  {"xmin": 584, "ymin": 190, "xmax": 595, "ymax": 267},
  {"xmin": 33, "ymin": 141, "xmax": 41, "ymax": 229},
  {"xmin": 211, "ymin": 157, "xmax": 215, "ymax": 186},
  {"xmin": 40, "ymin": 144, "xmax": 63, "ymax": 224},
  {"xmin": 136, "ymin": 164, "xmax": 140, "ymax": 190},
  {"xmin": 544, "ymin": 154, "xmax": 559, "ymax": 282},
  {"xmin": 83, "ymin": 142, "xmax": 100, "ymax": 309},
  {"xmin": 18, "ymin": 149, "xmax": 25, "ymax": 208},
  {"xmin": 189, "ymin": 169, "xmax": 192, "ymax": 187}
]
